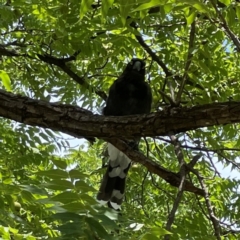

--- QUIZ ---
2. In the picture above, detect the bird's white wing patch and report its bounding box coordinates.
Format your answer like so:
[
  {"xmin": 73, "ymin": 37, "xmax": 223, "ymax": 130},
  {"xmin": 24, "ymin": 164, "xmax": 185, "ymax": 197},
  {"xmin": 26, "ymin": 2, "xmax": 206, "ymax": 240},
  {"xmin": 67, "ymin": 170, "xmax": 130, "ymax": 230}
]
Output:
[{"xmin": 108, "ymin": 143, "xmax": 131, "ymax": 178}]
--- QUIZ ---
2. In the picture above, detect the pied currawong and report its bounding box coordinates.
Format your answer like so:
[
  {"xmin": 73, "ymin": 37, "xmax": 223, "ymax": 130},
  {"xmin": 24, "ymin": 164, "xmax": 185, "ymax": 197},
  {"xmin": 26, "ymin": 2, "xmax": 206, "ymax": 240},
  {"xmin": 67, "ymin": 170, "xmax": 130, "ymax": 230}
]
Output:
[{"xmin": 97, "ymin": 58, "xmax": 152, "ymax": 209}]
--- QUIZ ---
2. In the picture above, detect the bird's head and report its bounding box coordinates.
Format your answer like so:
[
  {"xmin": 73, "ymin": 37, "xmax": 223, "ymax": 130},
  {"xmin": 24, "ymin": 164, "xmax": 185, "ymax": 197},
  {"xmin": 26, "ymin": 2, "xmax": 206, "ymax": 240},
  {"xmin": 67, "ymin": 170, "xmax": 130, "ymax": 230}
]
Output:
[{"xmin": 126, "ymin": 58, "xmax": 146, "ymax": 76}]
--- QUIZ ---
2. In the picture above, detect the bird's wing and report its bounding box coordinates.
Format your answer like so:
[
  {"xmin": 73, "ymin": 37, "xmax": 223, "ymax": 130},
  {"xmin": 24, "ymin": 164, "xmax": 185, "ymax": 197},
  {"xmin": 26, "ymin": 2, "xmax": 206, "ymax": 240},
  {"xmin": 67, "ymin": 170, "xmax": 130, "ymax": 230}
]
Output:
[
  {"xmin": 97, "ymin": 143, "xmax": 131, "ymax": 208},
  {"xmin": 97, "ymin": 59, "xmax": 152, "ymax": 209}
]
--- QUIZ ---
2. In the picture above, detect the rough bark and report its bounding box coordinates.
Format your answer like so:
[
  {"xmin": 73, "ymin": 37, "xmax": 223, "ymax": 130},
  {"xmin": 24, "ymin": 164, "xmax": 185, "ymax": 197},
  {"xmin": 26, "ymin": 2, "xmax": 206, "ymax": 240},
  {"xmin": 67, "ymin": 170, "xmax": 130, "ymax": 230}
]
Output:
[
  {"xmin": 0, "ymin": 89, "xmax": 239, "ymax": 138},
  {"xmin": 1, "ymin": 89, "xmax": 239, "ymax": 197}
]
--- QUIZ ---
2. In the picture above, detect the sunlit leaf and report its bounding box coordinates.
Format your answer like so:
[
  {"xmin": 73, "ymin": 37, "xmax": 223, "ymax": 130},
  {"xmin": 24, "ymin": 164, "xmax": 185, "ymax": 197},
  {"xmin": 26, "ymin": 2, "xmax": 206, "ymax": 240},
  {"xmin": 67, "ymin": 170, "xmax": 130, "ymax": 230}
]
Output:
[
  {"xmin": 75, "ymin": 180, "xmax": 96, "ymax": 192},
  {"xmin": 218, "ymin": 0, "xmax": 231, "ymax": 6},
  {"xmin": 186, "ymin": 11, "xmax": 196, "ymax": 25},
  {"xmin": 132, "ymin": 0, "xmax": 167, "ymax": 12},
  {"xmin": 35, "ymin": 169, "xmax": 68, "ymax": 179},
  {"xmin": 51, "ymin": 192, "xmax": 79, "ymax": 204},
  {"xmin": 0, "ymin": 70, "xmax": 11, "ymax": 91},
  {"xmin": 86, "ymin": 217, "xmax": 113, "ymax": 240},
  {"xmin": 51, "ymin": 159, "xmax": 68, "ymax": 169},
  {"xmin": 101, "ymin": 0, "xmax": 114, "ymax": 21},
  {"xmin": 80, "ymin": 0, "xmax": 94, "ymax": 19}
]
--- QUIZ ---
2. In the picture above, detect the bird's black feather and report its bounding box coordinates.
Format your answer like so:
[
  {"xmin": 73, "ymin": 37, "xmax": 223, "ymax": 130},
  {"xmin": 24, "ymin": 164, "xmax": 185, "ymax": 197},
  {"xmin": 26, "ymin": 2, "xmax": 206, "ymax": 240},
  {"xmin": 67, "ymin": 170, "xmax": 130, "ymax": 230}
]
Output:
[{"xmin": 97, "ymin": 58, "xmax": 152, "ymax": 209}]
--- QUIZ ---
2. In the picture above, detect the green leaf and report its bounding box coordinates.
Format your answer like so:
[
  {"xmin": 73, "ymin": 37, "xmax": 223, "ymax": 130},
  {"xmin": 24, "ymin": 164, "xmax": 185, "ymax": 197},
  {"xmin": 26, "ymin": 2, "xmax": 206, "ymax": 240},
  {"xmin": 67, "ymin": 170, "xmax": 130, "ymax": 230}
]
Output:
[
  {"xmin": 132, "ymin": 0, "xmax": 166, "ymax": 12},
  {"xmin": 140, "ymin": 226, "xmax": 172, "ymax": 239},
  {"xmin": 119, "ymin": 0, "xmax": 134, "ymax": 25},
  {"xmin": 20, "ymin": 185, "xmax": 47, "ymax": 195},
  {"xmin": 57, "ymin": 222, "xmax": 84, "ymax": 235},
  {"xmin": 35, "ymin": 169, "xmax": 68, "ymax": 179},
  {"xmin": 95, "ymin": 213, "xmax": 118, "ymax": 230},
  {"xmin": 151, "ymin": 226, "xmax": 172, "ymax": 236},
  {"xmin": 86, "ymin": 217, "xmax": 113, "ymax": 240},
  {"xmin": 218, "ymin": 0, "xmax": 231, "ymax": 6},
  {"xmin": 101, "ymin": 0, "xmax": 114, "ymax": 21},
  {"xmin": 21, "ymin": 190, "xmax": 35, "ymax": 202},
  {"xmin": 80, "ymin": 0, "xmax": 94, "ymax": 20},
  {"xmin": 226, "ymin": 8, "xmax": 236, "ymax": 27},
  {"xmin": 51, "ymin": 159, "xmax": 67, "ymax": 169},
  {"xmin": 186, "ymin": 11, "xmax": 196, "ymax": 25},
  {"xmin": 79, "ymin": 193, "xmax": 97, "ymax": 204},
  {"xmin": 62, "ymin": 202, "xmax": 85, "ymax": 211},
  {"xmin": 75, "ymin": 180, "xmax": 96, "ymax": 192},
  {"xmin": 176, "ymin": 0, "xmax": 209, "ymax": 13},
  {"xmin": 236, "ymin": 6, "xmax": 240, "ymax": 19},
  {"xmin": 43, "ymin": 180, "xmax": 74, "ymax": 190},
  {"xmin": 0, "ymin": 70, "xmax": 11, "ymax": 91},
  {"xmin": 197, "ymin": 61, "xmax": 210, "ymax": 73},
  {"xmin": 69, "ymin": 169, "xmax": 89, "ymax": 179},
  {"xmin": 51, "ymin": 192, "xmax": 80, "ymax": 204},
  {"xmin": 0, "ymin": 184, "xmax": 20, "ymax": 194},
  {"xmin": 52, "ymin": 212, "xmax": 84, "ymax": 222},
  {"xmin": 140, "ymin": 233, "xmax": 160, "ymax": 240}
]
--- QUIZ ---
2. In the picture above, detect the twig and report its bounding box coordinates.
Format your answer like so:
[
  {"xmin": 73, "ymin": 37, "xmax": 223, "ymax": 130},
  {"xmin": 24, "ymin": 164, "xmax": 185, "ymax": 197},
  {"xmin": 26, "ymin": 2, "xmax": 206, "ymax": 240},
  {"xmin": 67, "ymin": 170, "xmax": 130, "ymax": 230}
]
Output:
[
  {"xmin": 164, "ymin": 170, "xmax": 186, "ymax": 240},
  {"xmin": 147, "ymin": 22, "xmax": 186, "ymax": 29},
  {"xmin": 141, "ymin": 170, "xmax": 149, "ymax": 217},
  {"xmin": 167, "ymin": 80, "xmax": 176, "ymax": 103},
  {"xmin": 37, "ymin": 54, "xmax": 107, "ymax": 100},
  {"xmin": 130, "ymin": 21, "xmax": 172, "ymax": 77},
  {"xmin": 164, "ymin": 135, "xmax": 187, "ymax": 239},
  {"xmin": 221, "ymin": 229, "xmax": 240, "ymax": 236},
  {"xmin": 0, "ymin": 46, "xmax": 107, "ymax": 100},
  {"xmin": 159, "ymin": 90, "xmax": 176, "ymax": 106},
  {"xmin": 95, "ymin": 58, "xmax": 109, "ymax": 70},
  {"xmin": 176, "ymin": 21, "xmax": 196, "ymax": 104},
  {"xmin": 186, "ymin": 153, "xmax": 202, "ymax": 171},
  {"xmin": 205, "ymin": 150, "xmax": 221, "ymax": 177},
  {"xmin": 211, "ymin": 0, "xmax": 240, "ymax": 52},
  {"xmin": 150, "ymin": 173, "xmax": 175, "ymax": 200},
  {"xmin": 191, "ymin": 168, "xmax": 221, "ymax": 239},
  {"xmin": 87, "ymin": 74, "xmax": 118, "ymax": 79}
]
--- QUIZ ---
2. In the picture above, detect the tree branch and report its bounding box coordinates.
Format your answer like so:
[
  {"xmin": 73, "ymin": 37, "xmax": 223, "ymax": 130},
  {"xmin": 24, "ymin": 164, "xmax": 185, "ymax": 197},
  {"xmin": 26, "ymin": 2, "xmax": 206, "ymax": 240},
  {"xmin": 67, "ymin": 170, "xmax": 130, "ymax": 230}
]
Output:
[
  {"xmin": 37, "ymin": 54, "xmax": 107, "ymax": 100},
  {"xmin": 107, "ymin": 138, "xmax": 204, "ymax": 196},
  {"xmin": 164, "ymin": 135, "xmax": 187, "ymax": 239},
  {"xmin": 176, "ymin": 21, "xmax": 196, "ymax": 104},
  {"xmin": 0, "ymin": 46, "xmax": 107, "ymax": 100},
  {"xmin": 0, "ymin": 89, "xmax": 240, "ymax": 139},
  {"xmin": 130, "ymin": 21, "xmax": 172, "ymax": 77},
  {"xmin": 191, "ymin": 169, "xmax": 221, "ymax": 239},
  {"xmin": 211, "ymin": 0, "xmax": 240, "ymax": 52},
  {"xmin": 0, "ymin": 89, "xmax": 206, "ymax": 196}
]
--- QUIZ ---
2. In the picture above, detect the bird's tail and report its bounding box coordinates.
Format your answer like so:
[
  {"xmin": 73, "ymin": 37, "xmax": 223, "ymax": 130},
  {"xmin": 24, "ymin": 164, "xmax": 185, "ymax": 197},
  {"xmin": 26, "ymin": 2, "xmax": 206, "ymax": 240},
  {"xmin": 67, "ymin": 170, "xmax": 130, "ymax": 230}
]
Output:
[{"xmin": 97, "ymin": 143, "xmax": 132, "ymax": 209}]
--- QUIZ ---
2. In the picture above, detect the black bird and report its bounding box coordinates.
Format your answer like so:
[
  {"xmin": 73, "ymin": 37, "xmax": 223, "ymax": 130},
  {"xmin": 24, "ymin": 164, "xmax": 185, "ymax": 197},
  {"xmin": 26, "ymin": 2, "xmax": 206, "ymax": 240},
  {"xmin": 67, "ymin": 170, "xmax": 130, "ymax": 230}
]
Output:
[{"xmin": 97, "ymin": 58, "xmax": 152, "ymax": 209}]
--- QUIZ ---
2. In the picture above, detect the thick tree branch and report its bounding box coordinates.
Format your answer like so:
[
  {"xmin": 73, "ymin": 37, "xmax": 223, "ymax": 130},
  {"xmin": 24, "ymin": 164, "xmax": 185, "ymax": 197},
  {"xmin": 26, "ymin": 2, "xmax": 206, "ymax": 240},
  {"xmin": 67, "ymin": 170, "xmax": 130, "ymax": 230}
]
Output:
[
  {"xmin": 0, "ymin": 89, "xmax": 240, "ymax": 139},
  {"xmin": 1, "ymin": 89, "xmax": 240, "ymax": 197},
  {"xmin": 0, "ymin": 46, "xmax": 25, "ymax": 57},
  {"xmin": 0, "ymin": 89, "xmax": 205, "ymax": 196}
]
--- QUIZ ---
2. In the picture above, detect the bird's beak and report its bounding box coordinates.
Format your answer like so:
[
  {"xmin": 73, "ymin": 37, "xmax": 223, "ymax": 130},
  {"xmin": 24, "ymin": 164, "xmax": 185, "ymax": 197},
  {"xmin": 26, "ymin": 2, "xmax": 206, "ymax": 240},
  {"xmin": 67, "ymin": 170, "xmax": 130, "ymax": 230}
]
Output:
[{"xmin": 132, "ymin": 61, "xmax": 142, "ymax": 71}]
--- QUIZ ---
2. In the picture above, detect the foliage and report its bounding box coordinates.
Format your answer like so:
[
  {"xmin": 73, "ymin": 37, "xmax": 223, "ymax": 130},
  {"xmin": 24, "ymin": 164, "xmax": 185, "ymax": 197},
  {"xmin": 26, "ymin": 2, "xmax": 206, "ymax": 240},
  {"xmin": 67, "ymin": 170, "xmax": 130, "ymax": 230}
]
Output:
[{"xmin": 0, "ymin": 0, "xmax": 240, "ymax": 239}]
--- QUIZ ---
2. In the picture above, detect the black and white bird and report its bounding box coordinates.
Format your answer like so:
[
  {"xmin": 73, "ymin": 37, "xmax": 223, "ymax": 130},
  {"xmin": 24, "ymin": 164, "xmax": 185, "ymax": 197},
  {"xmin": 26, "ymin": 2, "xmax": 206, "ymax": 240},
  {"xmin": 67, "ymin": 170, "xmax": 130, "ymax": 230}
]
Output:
[{"xmin": 97, "ymin": 58, "xmax": 152, "ymax": 209}]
